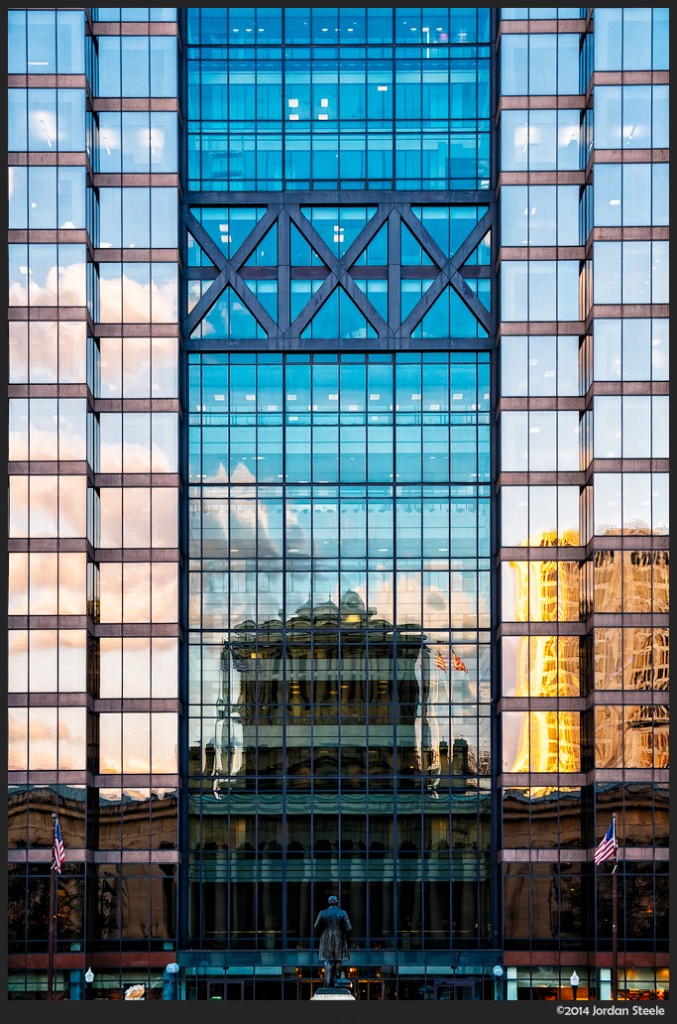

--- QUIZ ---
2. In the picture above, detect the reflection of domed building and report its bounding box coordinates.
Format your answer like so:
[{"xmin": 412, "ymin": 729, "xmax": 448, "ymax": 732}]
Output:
[
  {"xmin": 186, "ymin": 591, "xmax": 492, "ymax": 950},
  {"xmin": 211, "ymin": 592, "xmax": 428, "ymax": 783}
]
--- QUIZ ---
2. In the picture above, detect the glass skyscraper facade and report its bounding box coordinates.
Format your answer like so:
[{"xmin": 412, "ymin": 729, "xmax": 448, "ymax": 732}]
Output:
[{"xmin": 6, "ymin": 7, "xmax": 669, "ymax": 1002}]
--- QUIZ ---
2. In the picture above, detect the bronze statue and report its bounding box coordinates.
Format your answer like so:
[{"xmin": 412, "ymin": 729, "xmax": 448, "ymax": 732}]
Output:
[{"xmin": 314, "ymin": 895, "xmax": 352, "ymax": 989}]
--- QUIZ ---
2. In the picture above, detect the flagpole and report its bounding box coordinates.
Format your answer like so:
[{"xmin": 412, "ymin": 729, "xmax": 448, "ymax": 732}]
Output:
[
  {"xmin": 611, "ymin": 813, "xmax": 618, "ymax": 1001},
  {"xmin": 47, "ymin": 812, "xmax": 57, "ymax": 1000}
]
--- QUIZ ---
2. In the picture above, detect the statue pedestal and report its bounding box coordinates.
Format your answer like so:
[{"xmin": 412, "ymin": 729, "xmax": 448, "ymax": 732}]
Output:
[{"xmin": 311, "ymin": 986, "xmax": 355, "ymax": 1001}]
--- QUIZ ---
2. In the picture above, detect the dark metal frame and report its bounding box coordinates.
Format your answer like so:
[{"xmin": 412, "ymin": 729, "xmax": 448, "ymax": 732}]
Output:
[{"xmin": 182, "ymin": 193, "xmax": 496, "ymax": 346}]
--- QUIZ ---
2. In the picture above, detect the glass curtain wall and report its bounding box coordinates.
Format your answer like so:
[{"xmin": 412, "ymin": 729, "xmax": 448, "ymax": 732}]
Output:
[
  {"xmin": 7, "ymin": 6, "xmax": 181, "ymax": 1000},
  {"xmin": 497, "ymin": 6, "xmax": 669, "ymax": 1001},
  {"xmin": 183, "ymin": 7, "xmax": 497, "ymax": 998}
]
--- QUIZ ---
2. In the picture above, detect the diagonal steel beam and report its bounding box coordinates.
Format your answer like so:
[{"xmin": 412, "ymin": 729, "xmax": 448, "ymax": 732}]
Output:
[
  {"xmin": 227, "ymin": 270, "xmax": 279, "ymax": 339},
  {"xmin": 338, "ymin": 273, "xmax": 391, "ymax": 339},
  {"xmin": 228, "ymin": 204, "xmax": 282, "ymax": 274},
  {"xmin": 449, "ymin": 207, "xmax": 495, "ymax": 271},
  {"xmin": 184, "ymin": 266, "xmax": 234, "ymax": 337},
  {"xmin": 398, "ymin": 205, "xmax": 447, "ymax": 271},
  {"xmin": 184, "ymin": 210, "xmax": 228, "ymax": 272},
  {"xmin": 285, "ymin": 273, "xmax": 339, "ymax": 338},
  {"xmin": 398, "ymin": 205, "xmax": 495, "ymax": 336},
  {"xmin": 183, "ymin": 206, "xmax": 282, "ymax": 336},
  {"xmin": 396, "ymin": 272, "xmax": 449, "ymax": 339},
  {"xmin": 287, "ymin": 204, "xmax": 394, "ymax": 336},
  {"xmin": 448, "ymin": 270, "xmax": 496, "ymax": 335},
  {"xmin": 340, "ymin": 202, "xmax": 393, "ymax": 270},
  {"xmin": 287, "ymin": 205, "xmax": 339, "ymax": 276}
]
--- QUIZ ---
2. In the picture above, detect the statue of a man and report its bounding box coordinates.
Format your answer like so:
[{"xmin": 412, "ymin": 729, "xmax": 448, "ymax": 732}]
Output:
[{"xmin": 314, "ymin": 895, "xmax": 352, "ymax": 988}]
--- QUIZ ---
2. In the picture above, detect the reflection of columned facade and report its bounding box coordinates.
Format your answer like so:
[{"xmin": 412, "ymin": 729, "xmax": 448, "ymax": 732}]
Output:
[{"xmin": 6, "ymin": 6, "xmax": 669, "ymax": 1003}]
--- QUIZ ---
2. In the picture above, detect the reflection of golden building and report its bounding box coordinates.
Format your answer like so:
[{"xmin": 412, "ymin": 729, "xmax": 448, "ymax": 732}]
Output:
[
  {"xmin": 506, "ymin": 529, "xmax": 670, "ymax": 777},
  {"xmin": 595, "ymin": 627, "xmax": 669, "ymax": 691},
  {"xmin": 508, "ymin": 530, "xmax": 581, "ymax": 776},
  {"xmin": 594, "ymin": 545, "xmax": 669, "ymax": 616},
  {"xmin": 595, "ymin": 705, "xmax": 669, "ymax": 770}
]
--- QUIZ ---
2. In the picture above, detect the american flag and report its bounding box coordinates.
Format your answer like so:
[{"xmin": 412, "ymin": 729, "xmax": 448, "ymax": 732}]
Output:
[
  {"xmin": 436, "ymin": 650, "xmax": 447, "ymax": 672},
  {"xmin": 594, "ymin": 819, "xmax": 617, "ymax": 865},
  {"xmin": 451, "ymin": 649, "xmax": 468, "ymax": 673},
  {"xmin": 52, "ymin": 815, "xmax": 65, "ymax": 874}
]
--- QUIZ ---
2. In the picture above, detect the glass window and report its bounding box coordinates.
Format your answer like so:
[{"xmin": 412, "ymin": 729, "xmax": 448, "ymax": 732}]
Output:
[
  {"xmin": 501, "ymin": 34, "xmax": 580, "ymax": 96},
  {"xmin": 500, "ymin": 108, "xmax": 580, "ymax": 172},
  {"xmin": 501, "ymin": 262, "xmax": 580, "ymax": 321},
  {"xmin": 8, "ymin": 10, "xmax": 85, "ymax": 74},
  {"xmin": 501, "ymin": 185, "xmax": 580, "ymax": 246},
  {"xmin": 595, "ymin": 86, "xmax": 669, "ymax": 150},
  {"xmin": 593, "ymin": 242, "xmax": 669, "ymax": 305},
  {"xmin": 9, "ymin": 243, "xmax": 86, "ymax": 307},
  {"xmin": 97, "ymin": 112, "xmax": 178, "ymax": 173},
  {"xmin": 592, "ymin": 319, "xmax": 669, "ymax": 383},
  {"xmin": 97, "ymin": 37, "xmax": 177, "ymax": 98},
  {"xmin": 8, "ymin": 166, "xmax": 86, "ymax": 231},
  {"xmin": 98, "ymin": 262, "xmax": 177, "ymax": 323},
  {"xmin": 595, "ymin": 8, "xmax": 668, "ymax": 72}
]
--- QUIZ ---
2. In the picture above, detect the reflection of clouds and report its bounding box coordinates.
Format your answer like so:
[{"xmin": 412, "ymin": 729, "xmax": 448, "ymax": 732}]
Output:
[
  {"xmin": 99, "ymin": 268, "xmax": 177, "ymax": 323},
  {"xmin": 10, "ymin": 408, "xmax": 87, "ymax": 462},
  {"xmin": 11, "ymin": 476, "xmax": 86, "ymax": 538},
  {"xmin": 9, "ymin": 710, "xmax": 28, "ymax": 746},
  {"xmin": 100, "ymin": 438, "xmax": 175, "ymax": 473},
  {"xmin": 285, "ymin": 503, "xmax": 310, "ymax": 558},
  {"xmin": 8, "ymin": 708, "xmax": 86, "ymax": 770},
  {"xmin": 204, "ymin": 462, "xmax": 230, "ymax": 483},
  {"xmin": 9, "ymin": 261, "xmax": 86, "ymax": 307}
]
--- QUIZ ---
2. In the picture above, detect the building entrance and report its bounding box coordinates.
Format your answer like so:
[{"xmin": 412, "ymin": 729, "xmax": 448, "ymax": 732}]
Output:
[{"xmin": 435, "ymin": 980, "xmax": 478, "ymax": 1000}]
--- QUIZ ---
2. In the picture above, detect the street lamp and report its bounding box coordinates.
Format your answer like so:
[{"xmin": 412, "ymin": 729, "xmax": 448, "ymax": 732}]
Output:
[
  {"xmin": 492, "ymin": 964, "xmax": 504, "ymax": 1001},
  {"xmin": 84, "ymin": 967, "xmax": 94, "ymax": 1001},
  {"xmin": 166, "ymin": 962, "xmax": 179, "ymax": 1000},
  {"xmin": 570, "ymin": 970, "xmax": 580, "ymax": 1001}
]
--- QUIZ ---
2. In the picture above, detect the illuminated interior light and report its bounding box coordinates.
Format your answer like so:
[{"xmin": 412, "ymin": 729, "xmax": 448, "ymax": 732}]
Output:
[
  {"xmin": 245, "ymin": 394, "xmax": 255, "ymax": 401},
  {"xmin": 609, "ymin": 199, "xmax": 621, "ymax": 206},
  {"xmin": 369, "ymin": 394, "xmax": 380, "ymax": 400},
  {"xmin": 289, "ymin": 113, "xmax": 299, "ymax": 120},
  {"xmin": 288, "ymin": 98, "xmax": 298, "ymax": 107},
  {"xmin": 40, "ymin": 120, "xmax": 52, "ymax": 148},
  {"xmin": 318, "ymin": 114, "xmax": 328, "ymax": 120},
  {"xmin": 320, "ymin": 98, "xmax": 329, "ymax": 107}
]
